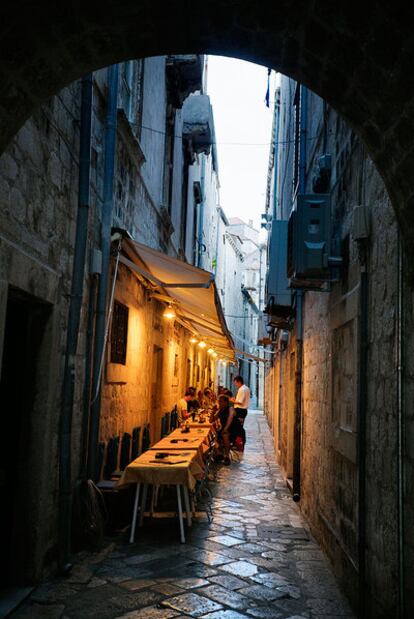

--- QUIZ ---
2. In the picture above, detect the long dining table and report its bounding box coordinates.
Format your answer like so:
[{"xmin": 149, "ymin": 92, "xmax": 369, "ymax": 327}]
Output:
[{"xmin": 117, "ymin": 420, "xmax": 215, "ymax": 543}]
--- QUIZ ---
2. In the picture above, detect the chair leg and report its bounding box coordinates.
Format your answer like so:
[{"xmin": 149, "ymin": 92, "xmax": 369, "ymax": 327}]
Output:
[
  {"xmin": 176, "ymin": 485, "xmax": 185, "ymax": 543},
  {"xmin": 129, "ymin": 483, "xmax": 141, "ymax": 543}
]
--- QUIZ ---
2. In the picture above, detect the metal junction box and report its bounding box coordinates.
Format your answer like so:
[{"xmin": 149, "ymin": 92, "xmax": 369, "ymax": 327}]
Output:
[
  {"xmin": 265, "ymin": 220, "xmax": 292, "ymax": 328},
  {"xmin": 288, "ymin": 193, "xmax": 331, "ymax": 288}
]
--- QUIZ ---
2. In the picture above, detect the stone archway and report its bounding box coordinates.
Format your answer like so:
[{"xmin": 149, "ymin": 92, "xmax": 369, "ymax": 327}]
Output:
[{"xmin": 1, "ymin": 1, "xmax": 414, "ymax": 256}]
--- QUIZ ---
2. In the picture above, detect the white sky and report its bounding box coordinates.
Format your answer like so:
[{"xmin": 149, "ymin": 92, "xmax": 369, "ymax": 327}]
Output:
[{"xmin": 206, "ymin": 56, "xmax": 275, "ymax": 231}]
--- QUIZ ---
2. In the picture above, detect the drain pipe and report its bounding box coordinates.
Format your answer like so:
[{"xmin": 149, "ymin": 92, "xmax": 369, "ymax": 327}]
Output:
[
  {"xmin": 357, "ymin": 260, "xmax": 368, "ymax": 617},
  {"xmin": 355, "ymin": 150, "xmax": 369, "ymax": 618},
  {"xmin": 58, "ymin": 73, "xmax": 93, "ymax": 571},
  {"xmin": 292, "ymin": 289, "xmax": 303, "ymax": 502},
  {"xmin": 396, "ymin": 230, "xmax": 405, "ymax": 618},
  {"xmin": 197, "ymin": 153, "xmax": 206, "ymax": 268},
  {"xmin": 273, "ymin": 87, "xmax": 280, "ymax": 220},
  {"xmin": 87, "ymin": 65, "xmax": 119, "ymax": 480},
  {"xmin": 79, "ymin": 271, "xmax": 98, "ymax": 479},
  {"xmin": 292, "ymin": 84, "xmax": 308, "ymax": 502}
]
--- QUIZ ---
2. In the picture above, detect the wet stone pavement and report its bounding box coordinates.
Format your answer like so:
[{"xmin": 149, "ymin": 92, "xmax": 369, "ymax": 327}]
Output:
[{"xmin": 12, "ymin": 411, "xmax": 355, "ymax": 619}]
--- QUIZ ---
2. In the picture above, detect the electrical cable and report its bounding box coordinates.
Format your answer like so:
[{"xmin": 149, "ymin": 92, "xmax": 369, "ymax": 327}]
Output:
[
  {"xmin": 90, "ymin": 239, "xmax": 122, "ymax": 405},
  {"xmin": 129, "ymin": 117, "xmax": 332, "ymax": 147}
]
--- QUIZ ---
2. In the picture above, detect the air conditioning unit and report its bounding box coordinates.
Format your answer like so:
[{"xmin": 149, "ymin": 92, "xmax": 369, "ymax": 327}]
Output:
[
  {"xmin": 264, "ymin": 220, "xmax": 292, "ymax": 328},
  {"xmin": 287, "ymin": 193, "xmax": 331, "ymax": 288}
]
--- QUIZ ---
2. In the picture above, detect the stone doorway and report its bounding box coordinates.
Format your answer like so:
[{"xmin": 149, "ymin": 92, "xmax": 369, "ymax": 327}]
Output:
[{"xmin": 0, "ymin": 287, "xmax": 52, "ymax": 586}]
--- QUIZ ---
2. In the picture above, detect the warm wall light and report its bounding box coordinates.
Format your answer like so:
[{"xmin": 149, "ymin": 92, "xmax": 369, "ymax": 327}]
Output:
[
  {"xmin": 163, "ymin": 304, "xmax": 176, "ymax": 320},
  {"xmin": 198, "ymin": 341, "xmax": 207, "ymax": 348},
  {"xmin": 189, "ymin": 336, "xmax": 198, "ymax": 344},
  {"xmin": 207, "ymin": 348, "xmax": 214, "ymax": 354},
  {"xmin": 212, "ymin": 352, "xmax": 218, "ymax": 357}
]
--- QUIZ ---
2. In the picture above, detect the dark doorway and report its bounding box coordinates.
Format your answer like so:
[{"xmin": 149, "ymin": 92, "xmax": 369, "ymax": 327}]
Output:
[{"xmin": 0, "ymin": 288, "xmax": 51, "ymax": 586}]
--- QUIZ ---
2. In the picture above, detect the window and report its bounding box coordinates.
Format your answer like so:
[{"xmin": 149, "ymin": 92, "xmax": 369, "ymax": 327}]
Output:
[
  {"xmin": 110, "ymin": 301, "xmax": 129, "ymax": 364},
  {"xmin": 121, "ymin": 61, "xmax": 134, "ymax": 121},
  {"xmin": 119, "ymin": 60, "xmax": 145, "ymax": 135}
]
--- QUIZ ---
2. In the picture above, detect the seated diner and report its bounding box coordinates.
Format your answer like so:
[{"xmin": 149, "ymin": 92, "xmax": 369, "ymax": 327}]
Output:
[{"xmin": 176, "ymin": 388, "xmax": 193, "ymax": 424}]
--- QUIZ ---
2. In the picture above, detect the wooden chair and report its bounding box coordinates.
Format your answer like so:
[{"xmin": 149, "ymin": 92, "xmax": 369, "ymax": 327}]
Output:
[
  {"xmin": 119, "ymin": 432, "xmax": 132, "ymax": 470},
  {"xmin": 103, "ymin": 436, "xmax": 119, "ymax": 480},
  {"xmin": 131, "ymin": 426, "xmax": 141, "ymax": 459},
  {"xmin": 142, "ymin": 424, "xmax": 151, "ymax": 452}
]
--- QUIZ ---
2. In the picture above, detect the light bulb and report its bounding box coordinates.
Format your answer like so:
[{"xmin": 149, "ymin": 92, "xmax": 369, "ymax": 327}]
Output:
[
  {"xmin": 198, "ymin": 341, "xmax": 207, "ymax": 348},
  {"xmin": 189, "ymin": 336, "xmax": 198, "ymax": 344},
  {"xmin": 163, "ymin": 304, "xmax": 176, "ymax": 319}
]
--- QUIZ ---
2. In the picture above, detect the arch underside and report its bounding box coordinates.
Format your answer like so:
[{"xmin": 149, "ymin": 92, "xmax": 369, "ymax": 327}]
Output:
[{"xmin": 1, "ymin": 1, "xmax": 414, "ymax": 257}]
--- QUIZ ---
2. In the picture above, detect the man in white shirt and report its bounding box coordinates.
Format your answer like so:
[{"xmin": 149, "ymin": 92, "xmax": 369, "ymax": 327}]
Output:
[
  {"xmin": 231, "ymin": 375, "xmax": 250, "ymax": 446},
  {"xmin": 233, "ymin": 375, "xmax": 250, "ymax": 412}
]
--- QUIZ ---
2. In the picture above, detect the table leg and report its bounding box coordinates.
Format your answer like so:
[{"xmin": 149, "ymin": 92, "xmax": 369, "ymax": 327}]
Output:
[
  {"xmin": 139, "ymin": 483, "xmax": 148, "ymax": 527},
  {"xmin": 129, "ymin": 483, "xmax": 141, "ymax": 543},
  {"xmin": 176, "ymin": 485, "xmax": 185, "ymax": 543},
  {"xmin": 150, "ymin": 485, "xmax": 157, "ymax": 518},
  {"xmin": 183, "ymin": 486, "xmax": 192, "ymax": 527}
]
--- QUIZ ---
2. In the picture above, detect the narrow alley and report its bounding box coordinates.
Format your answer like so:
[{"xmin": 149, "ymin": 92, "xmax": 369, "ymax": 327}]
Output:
[
  {"xmin": 11, "ymin": 412, "xmax": 354, "ymax": 619},
  {"xmin": 3, "ymin": 5, "xmax": 414, "ymax": 618}
]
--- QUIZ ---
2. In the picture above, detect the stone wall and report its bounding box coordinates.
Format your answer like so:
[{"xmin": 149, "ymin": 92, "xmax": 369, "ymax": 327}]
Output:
[
  {"xmin": 0, "ymin": 54, "xmax": 222, "ymax": 584},
  {"xmin": 100, "ymin": 263, "xmax": 214, "ymax": 448},
  {"xmin": 0, "ymin": 80, "xmax": 83, "ymax": 581},
  {"xmin": 265, "ymin": 76, "xmax": 405, "ymax": 615}
]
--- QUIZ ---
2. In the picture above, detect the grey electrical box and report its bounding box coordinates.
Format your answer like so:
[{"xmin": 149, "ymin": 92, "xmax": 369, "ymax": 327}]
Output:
[
  {"xmin": 287, "ymin": 193, "xmax": 331, "ymax": 288},
  {"xmin": 352, "ymin": 204, "xmax": 370, "ymax": 240},
  {"xmin": 264, "ymin": 220, "xmax": 292, "ymax": 328},
  {"xmin": 90, "ymin": 248, "xmax": 102, "ymax": 275}
]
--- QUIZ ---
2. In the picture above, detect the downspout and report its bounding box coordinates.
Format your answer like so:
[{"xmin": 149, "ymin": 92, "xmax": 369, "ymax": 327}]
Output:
[
  {"xmin": 214, "ymin": 207, "xmax": 221, "ymax": 275},
  {"xmin": 58, "ymin": 73, "xmax": 93, "ymax": 571},
  {"xmin": 396, "ymin": 230, "xmax": 405, "ymax": 618},
  {"xmin": 273, "ymin": 90, "xmax": 281, "ymax": 449},
  {"xmin": 293, "ymin": 290, "xmax": 303, "ymax": 502},
  {"xmin": 356, "ymin": 151, "xmax": 369, "ymax": 618},
  {"xmin": 278, "ymin": 346, "xmax": 283, "ymax": 453},
  {"xmin": 87, "ymin": 64, "xmax": 119, "ymax": 480},
  {"xmin": 293, "ymin": 84, "xmax": 307, "ymax": 502},
  {"xmin": 273, "ymin": 88, "xmax": 280, "ymax": 220},
  {"xmin": 197, "ymin": 154, "xmax": 206, "ymax": 268},
  {"xmin": 79, "ymin": 271, "xmax": 97, "ymax": 478},
  {"xmin": 357, "ymin": 256, "xmax": 368, "ymax": 617}
]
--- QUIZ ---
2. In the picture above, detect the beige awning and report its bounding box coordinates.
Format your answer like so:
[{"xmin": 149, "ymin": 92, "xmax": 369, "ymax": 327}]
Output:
[{"xmin": 119, "ymin": 238, "xmax": 235, "ymax": 361}]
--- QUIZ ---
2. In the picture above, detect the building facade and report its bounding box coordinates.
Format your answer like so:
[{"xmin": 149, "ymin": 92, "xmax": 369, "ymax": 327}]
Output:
[
  {"xmin": 264, "ymin": 75, "xmax": 413, "ymax": 616},
  {"xmin": 0, "ymin": 55, "xmax": 237, "ymax": 585}
]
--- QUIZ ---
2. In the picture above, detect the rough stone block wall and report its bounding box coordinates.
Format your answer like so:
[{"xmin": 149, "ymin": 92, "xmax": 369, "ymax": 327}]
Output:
[
  {"xmin": 0, "ymin": 80, "xmax": 83, "ymax": 580},
  {"xmin": 364, "ymin": 159, "xmax": 399, "ymax": 617},
  {"xmin": 266, "ymin": 78, "xmax": 406, "ymax": 615},
  {"xmin": 403, "ymin": 286, "xmax": 414, "ymax": 609}
]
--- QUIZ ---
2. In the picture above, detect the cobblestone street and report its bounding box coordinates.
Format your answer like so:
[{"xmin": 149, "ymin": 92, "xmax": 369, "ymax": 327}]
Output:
[{"xmin": 12, "ymin": 412, "xmax": 355, "ymax": 619}]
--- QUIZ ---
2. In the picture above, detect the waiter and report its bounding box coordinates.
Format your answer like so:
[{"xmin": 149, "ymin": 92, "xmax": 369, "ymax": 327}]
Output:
[{"xmin": 231, "ymin": 375, "xmax": 250, "ymax": 444}]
